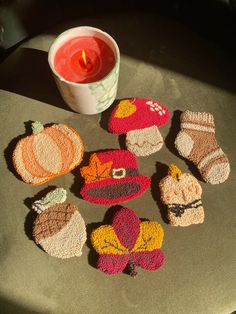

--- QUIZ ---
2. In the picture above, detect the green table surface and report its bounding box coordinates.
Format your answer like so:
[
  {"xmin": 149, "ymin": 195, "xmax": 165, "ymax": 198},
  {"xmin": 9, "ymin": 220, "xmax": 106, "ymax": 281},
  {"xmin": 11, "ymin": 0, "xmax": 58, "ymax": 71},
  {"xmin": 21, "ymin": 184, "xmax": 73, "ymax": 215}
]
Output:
[{"xmin": 0, "ymin": 12, "xmax": 236, "ymax": 314}]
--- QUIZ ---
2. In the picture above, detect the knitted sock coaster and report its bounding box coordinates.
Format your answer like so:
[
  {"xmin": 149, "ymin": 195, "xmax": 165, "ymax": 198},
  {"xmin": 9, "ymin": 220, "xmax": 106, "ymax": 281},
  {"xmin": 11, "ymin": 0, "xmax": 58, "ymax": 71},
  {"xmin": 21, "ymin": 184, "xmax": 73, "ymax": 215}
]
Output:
[
  {"xmin": 175, "ymin": 111, "xmax": 230, "ymax": 184},
  {"xmin": 91, "ymin": 206, "xmax": 165, "ymax": 276},
  {"xmin": 32, "ymin": 188, "xmax": 86, "ymax": 258},
  {"xmin": 108, "ymin": 98, "xmax": 170, "ymax": 156},
  {"xmin": 80, "ymin": 150, "xmax": 150, "ymax": 204},
  {"xmin": 13, "ymin": 121, "xmax": 84, "ymax": 185},
  {"xmin": 159, "ymin": 165, "xmax": 205, "ymax": 227}
]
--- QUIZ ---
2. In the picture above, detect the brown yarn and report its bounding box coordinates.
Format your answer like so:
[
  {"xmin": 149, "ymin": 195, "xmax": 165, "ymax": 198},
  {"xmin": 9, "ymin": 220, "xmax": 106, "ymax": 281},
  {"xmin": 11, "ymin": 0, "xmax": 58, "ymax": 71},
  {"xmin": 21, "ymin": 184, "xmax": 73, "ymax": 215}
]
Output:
[{"xmin": 33, "ymin": 203, "xmax": 77, "ymax": 243}]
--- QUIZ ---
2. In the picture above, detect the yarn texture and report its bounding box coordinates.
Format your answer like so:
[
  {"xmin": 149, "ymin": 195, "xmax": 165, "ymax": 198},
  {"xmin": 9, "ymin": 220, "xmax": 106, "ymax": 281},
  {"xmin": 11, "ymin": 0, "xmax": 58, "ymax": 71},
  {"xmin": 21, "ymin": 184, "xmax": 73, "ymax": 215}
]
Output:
[
  {"xmin": 159, "ymin": 165, "xmax": 205, "ymax": 227},
  {"xmin": 13, "ymin": 122, "xmax": 84, "ymax": 185},
  {"xmin": 108, "ymin": 98, "xmax": 170, "ymax": 156},
  {"xmin": 80, "ymin": 150, "xmax": 150, "ymax": 204},
  {"xmin": 175, "ymin": 111, "xmax": 230, "ymax": 184},
  {"xmin": 32, "ymin": 188, "xmax": 86, "ymax": 258},
  {"xmin": 91, "ymin": 206, "xmax": 165, "ymax": 276}
]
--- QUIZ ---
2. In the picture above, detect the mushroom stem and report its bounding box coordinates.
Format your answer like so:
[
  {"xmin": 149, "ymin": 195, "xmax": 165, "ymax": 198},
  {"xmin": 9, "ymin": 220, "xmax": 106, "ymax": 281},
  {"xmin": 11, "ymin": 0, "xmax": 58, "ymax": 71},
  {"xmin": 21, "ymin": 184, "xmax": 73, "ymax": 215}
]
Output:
[{"xmin": 126, "ymin": 126, "xmax": 163, "ymax": 156}]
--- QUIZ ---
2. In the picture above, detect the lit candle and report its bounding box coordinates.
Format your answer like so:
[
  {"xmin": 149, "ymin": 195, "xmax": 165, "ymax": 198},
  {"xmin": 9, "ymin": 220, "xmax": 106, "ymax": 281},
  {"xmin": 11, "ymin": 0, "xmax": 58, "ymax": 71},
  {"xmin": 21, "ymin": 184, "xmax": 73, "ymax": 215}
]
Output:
[{"xmin": 48, "ymin": 27, "xmax": 120, "ymax": 114}]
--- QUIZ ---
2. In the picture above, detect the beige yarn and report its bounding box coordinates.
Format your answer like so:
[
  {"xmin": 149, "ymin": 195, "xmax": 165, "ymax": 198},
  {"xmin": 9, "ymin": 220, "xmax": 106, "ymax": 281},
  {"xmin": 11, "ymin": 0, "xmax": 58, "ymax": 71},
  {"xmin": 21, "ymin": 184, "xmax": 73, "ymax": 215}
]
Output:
[
  {"xmin": 126, "ymin": 125, "xmax": 163, "ymax": 156},
  {"xmin": 38, "ymin": 211, "xmax": 86, "ymax": 258},
  {"xmin": 175, "ymin": 111, "xmax": 230, "ymax": 184}
]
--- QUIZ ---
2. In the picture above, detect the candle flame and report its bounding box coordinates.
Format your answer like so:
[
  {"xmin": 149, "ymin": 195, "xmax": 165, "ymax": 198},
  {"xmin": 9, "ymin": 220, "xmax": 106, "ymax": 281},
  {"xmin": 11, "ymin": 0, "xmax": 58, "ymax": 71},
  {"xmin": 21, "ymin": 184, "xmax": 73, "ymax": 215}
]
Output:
[{"xmin": 82, "ymin": 49, "xmax": 87, "ymax": 66}]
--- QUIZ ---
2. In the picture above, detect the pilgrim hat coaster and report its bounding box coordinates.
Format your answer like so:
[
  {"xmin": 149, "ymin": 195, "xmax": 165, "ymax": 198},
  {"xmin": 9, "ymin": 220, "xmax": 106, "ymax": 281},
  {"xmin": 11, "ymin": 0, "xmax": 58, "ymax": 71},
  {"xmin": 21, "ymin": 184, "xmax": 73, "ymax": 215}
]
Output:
[
  {"xmin": 13, "ymin": 121, "xmax": 84, "ymax": 185},
  {"xmin": 91, "ymin": 206, "xmax": 165, "ymax": 276},
  {"xmin": 108, "ymin": 98, "xmax": 170, "ymax": 156},
  {"xmin": 159, "ymin": 164, "xmax": 205, "ymax": 227},
  {"xmin": 32, "ymin": 188, "xmax": 86, "ymax": 258},
  {"xmin": 80, "ymin": 150, "xmax": 150, "ymax": 204}
]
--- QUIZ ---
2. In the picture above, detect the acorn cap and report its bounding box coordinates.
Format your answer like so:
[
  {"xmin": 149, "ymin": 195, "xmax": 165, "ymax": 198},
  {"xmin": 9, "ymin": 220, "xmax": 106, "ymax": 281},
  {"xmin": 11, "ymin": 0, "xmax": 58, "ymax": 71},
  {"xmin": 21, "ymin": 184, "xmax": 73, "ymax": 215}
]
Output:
[{"xmin": 33, "ymin": 203, "xmax": 77, "ymax": 244}]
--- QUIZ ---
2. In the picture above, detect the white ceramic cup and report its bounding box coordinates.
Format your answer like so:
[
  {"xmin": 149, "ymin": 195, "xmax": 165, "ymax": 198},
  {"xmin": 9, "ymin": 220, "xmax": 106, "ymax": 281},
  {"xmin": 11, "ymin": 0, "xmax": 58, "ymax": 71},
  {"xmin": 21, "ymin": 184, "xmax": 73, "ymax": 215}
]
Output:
[{"xmin": 48, "ymin": 26, "xmax": 120, "ymax": 114}]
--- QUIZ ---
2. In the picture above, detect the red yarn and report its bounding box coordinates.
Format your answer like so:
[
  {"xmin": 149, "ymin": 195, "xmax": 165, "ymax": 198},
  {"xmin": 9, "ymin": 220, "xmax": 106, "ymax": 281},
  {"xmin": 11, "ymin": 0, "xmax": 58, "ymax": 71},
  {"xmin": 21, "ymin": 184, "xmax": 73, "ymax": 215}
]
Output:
[
  {"xmin": 109, "ymin": 98, "xmax": 170, "ymax": 134},
  {"xmin": 80, "ymin": 150, "xmax": 150, "ymax": 204}
]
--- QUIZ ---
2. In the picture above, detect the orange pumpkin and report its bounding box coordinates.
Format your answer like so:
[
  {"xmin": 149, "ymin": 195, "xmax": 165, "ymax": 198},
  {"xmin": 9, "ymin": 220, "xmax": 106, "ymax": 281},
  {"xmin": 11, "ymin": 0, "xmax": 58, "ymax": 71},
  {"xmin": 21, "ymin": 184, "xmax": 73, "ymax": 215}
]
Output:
[{"xmin": 13, "ymin": 121, "xmax": 84, "ymax": 185}]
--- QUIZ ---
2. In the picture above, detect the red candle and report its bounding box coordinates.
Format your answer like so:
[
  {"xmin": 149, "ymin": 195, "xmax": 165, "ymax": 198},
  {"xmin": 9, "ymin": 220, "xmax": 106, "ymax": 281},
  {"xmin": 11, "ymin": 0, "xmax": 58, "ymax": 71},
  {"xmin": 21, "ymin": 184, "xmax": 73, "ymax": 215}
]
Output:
[{"xmin": 54, "ymin": 36, "xmax": 116, "ymax": 83}]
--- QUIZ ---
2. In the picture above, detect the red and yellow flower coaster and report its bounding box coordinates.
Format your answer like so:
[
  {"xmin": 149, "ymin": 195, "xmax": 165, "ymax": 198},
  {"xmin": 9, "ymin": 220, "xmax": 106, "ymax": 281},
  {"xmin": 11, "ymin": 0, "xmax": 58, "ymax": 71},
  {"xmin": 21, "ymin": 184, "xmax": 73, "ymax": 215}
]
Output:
[
  {"xmin": 13, "ymin": 121, "xmax": 84, "ymax": 185},
  {"xmin": 80, "ymin": 150, "xmax": 150, "ymax": 204},
  {"xmin": 91, "ymin": 206, "xmax": 165, "ymax": 276},
  {"xmin": 32, "ymin": 188, "xmax": 86, "ymax": 258},
  {"xmin": 159, "ymin": 165, "xmax": 205, "ymax": 227},
  {"xmin": 108, "ymin": 98, "xmax": 170, "ymax": 156}
]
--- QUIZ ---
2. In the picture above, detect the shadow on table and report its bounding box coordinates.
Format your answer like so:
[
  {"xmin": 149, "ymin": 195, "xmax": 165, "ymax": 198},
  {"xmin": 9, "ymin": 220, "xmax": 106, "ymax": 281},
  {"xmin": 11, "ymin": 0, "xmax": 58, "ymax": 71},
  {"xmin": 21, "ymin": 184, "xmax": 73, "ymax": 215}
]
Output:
[
  {"xmin": 1, "ymin": 10, "xmax": 236, "ymax": 114},
  {"xmin": 86, "ymin": 205, "xmax": 122, "ymax": 269},
  {"xmin": 151, "ymin": 161, "xmax": 169, "ymax": 224},
  {"xmin": 4, "ymin": 120, "xmax": 35, "ymax": 182},
  {"xmin": 48, "ymin": 12, "xmax": 236, "ymax": 94},
  {"xmin": 24, "ymin": 186, "xmax": 58, "ymax": 241},
  {"xmin": 165, "ymin": 110, "xmax": 204, "ymax": 181},
  {"xmin": 0, "ymin": 296, "xmax": 43, "ymax": 314},
  {"xmin": 0, "ymin": 47, "xmax": 73, "ymax": 111},
  {"xmin": 100, "ymin": 97, "xmax": 128, "ymax": 150}
]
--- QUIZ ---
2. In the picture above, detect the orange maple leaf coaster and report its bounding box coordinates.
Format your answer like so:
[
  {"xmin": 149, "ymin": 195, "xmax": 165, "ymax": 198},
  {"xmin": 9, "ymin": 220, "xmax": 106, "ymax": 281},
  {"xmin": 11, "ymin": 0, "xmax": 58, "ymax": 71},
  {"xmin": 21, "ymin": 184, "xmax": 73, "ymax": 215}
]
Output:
[
  {"xmin": 91, "ymin": 206, "xmax": 165, "ymax": 276},
  {"xmin": 12, "ymin": 121, "xmax": 84, "ymax": 185},
  {"xmin": 81, "ymin": 154, "xmax": 112, "ymax": 183}
]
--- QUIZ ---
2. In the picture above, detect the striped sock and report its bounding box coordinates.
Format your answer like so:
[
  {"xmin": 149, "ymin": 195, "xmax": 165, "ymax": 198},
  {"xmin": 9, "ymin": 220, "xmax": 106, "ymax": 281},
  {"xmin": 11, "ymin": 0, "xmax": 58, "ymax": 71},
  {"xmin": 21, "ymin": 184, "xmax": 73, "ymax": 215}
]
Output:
[{"xmin": 175, "ymin": 111, "xmax": 230, "ymax": 184}]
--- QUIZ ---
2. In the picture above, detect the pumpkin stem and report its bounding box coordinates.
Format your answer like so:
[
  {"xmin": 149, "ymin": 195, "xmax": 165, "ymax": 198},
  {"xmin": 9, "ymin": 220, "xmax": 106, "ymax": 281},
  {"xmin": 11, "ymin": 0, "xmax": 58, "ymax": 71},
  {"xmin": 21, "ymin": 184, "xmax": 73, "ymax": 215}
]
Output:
[
  {"xmin": 32, "ymin": 121, "xmax": 44, "ymax": 134},
  {"xmin": 168, "ymin": 164, "xmax": 182, "ymax": 181},
  {"xmin": 32, "ymin": 188, "xmax": 67, "ymax": 214}
]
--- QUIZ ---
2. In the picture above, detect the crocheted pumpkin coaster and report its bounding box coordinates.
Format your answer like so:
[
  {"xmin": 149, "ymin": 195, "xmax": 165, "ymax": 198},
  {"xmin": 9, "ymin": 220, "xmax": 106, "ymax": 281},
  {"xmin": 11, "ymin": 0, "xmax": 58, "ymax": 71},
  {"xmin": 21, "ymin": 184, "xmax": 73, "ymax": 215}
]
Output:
[
  {"xmin": 13, "ymin": 121, "xmax": 84, "ymax": 185},
  {"xmin": 108, "ymin": 98, "xmax": 170, "ymax": 156},
  {"xmin": 32, "ymin": 188, "xmax": 86, "ymax": 258},
  {"xmin": 80, "ymin": 150, "xmax": 150, "ymax": 204},
  {"xmin": 91, "ymin": 206, "xmax": 165, "ymax": 276},
  {"xmin": 159, "ymin": 165, "xmax": 205, "ymax": 227}
]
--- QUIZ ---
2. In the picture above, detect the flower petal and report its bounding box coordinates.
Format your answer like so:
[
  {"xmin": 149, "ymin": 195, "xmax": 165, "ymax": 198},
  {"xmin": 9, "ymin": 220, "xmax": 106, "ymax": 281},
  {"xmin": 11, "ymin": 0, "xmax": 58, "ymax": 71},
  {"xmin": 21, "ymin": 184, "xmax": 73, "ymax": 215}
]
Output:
[
  {"xmin": 91, "ymin": 225, "xmax": 128, "ymax": 255},
  {"xmin": 112, "ymin": 207, "xmax": 140, "ymax": 250},
  {"xmin": 131, "ymin": 221, "xmax": 164, "ymax": 252},
  {"xmin": 132, "ymin": 249, "xmax": 165, "ymax": 271},
  {"xmin": 98, "ymin": 254, "xmax": 129, "ymax": 275}
]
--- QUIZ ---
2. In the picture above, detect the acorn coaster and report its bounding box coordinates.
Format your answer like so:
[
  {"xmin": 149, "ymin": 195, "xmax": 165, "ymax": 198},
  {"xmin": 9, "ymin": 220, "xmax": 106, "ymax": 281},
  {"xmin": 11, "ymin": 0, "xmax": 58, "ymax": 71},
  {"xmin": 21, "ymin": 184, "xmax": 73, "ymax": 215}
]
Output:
[
  {"xmin": 108, "ymin": 98, "xmax": 170, "ymax": 156},
  {"xmin": 80, "ymin": 150, "xmax": 150, "ymax": 204},
  {"xmin": 159, "ymin": 165, "xmax": 205, "ymax": 227},
  {"xmin": 13, "ymin": 121, "xmax": 84, "ymax": 185},
  {"xmin": 91, "ymin": 206, "xmax": 165, "ymax": 276},
  {"xmin": 32, "ymin": 188, "xmax": 86, "ymax": 258}
]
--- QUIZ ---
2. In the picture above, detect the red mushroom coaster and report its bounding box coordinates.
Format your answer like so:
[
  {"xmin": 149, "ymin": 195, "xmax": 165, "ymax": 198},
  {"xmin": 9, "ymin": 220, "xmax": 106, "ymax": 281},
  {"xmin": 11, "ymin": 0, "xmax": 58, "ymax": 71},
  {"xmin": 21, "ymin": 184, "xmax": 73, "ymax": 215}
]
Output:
[
  {"xmin": 159, "ymin": 165, "xmax": 205, "ymax": 227},
  {"xmin": 32, "ymin": 188, "xmax": 86, "ymax": 258},
  {"xmin": 91, "ymin": 206, "xmax": 165, "ymax": 277},
  {"xmin": 80, "ymin": 150, "xmax": 150, "ymax": 204},
  {"xmin": 108, "ymin": 98, "xmax": 170, "ymax": 156}
]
